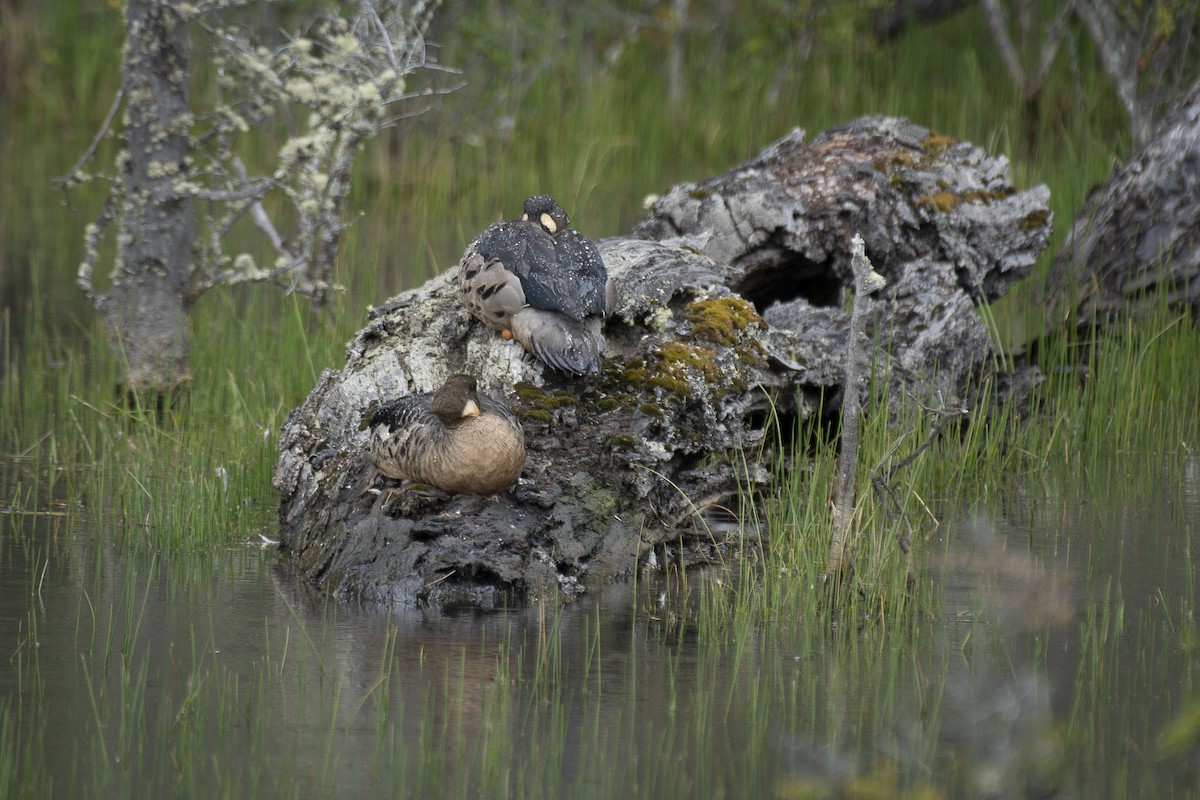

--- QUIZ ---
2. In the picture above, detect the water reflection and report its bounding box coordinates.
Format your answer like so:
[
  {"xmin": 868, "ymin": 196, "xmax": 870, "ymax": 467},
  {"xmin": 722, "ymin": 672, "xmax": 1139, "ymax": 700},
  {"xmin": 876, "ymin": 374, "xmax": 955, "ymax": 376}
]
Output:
[{"xmin": 1, "ymin": 454, "xmax": 1197, "ymax": 795}]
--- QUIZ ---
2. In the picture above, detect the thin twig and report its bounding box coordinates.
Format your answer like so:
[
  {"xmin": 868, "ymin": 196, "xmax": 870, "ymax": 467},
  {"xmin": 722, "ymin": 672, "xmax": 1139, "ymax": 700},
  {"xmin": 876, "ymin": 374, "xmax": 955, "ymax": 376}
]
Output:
[
  {"xmin": 232, "ymin": 157, "xmax": 291, "ymax": 257},
  {"xmin": 870, "ymin": 398, "xmax": 968, "ymax": 558},
  {"xmin": 54, "ymin": 87, "xmax": 125, "ymax": 194}
]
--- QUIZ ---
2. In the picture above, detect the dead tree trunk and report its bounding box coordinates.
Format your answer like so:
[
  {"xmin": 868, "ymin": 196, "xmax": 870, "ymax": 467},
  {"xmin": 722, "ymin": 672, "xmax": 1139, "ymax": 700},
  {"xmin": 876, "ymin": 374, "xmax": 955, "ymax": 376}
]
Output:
[
  {"xmin": 90, "ymin": 0, "xmax": 196, "ymax": 393},
  {"xmin": 274, "ymin": 116, "xmax": 1052, "ymax": 609}
]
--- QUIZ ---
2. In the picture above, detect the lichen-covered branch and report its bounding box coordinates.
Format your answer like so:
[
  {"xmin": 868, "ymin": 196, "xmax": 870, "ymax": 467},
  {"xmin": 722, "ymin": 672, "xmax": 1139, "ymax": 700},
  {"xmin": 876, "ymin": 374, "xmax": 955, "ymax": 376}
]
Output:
[
  {"xmin": 189, "ymin": 0, "xmax": 447, "ymax": 306},
  {"xmin": 56, "ymin": 0, "xmax": 450, "ymax": 391}
]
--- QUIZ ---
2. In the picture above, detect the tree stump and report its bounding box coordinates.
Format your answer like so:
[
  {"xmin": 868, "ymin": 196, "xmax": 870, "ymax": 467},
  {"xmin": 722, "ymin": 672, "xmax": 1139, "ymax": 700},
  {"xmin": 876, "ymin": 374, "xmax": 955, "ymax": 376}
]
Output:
[
  {"xmin": 273, "ymin": 116, "xmax": 1051, "ymax": 608},
  {"xmin": 1045, "ymin": 80, "xmax": 1200, "ymax": 332}
]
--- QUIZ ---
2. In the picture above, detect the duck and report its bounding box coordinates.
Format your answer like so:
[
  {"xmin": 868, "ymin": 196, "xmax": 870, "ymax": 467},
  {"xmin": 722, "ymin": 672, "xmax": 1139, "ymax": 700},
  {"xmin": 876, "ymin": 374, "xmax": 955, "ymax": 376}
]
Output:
[
  {"xmin": 368, "ymin": 373, "xmax": 525, "ymax": 495},
  {"xmin": 458, "ymin": 194, "xmax": 616, "ymax": 375}
]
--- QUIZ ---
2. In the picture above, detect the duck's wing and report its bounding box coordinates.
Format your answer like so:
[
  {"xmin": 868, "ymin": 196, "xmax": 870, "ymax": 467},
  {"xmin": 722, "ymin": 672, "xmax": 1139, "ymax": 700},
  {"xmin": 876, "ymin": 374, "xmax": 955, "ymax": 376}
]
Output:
[
  {"xmin": 554, "ymin": 228, "xmax": 611, "ymax": 319},
  {"xmin": 473, "ymin": 220, "xmax": 606, "ymax": 322},
  {"xmin": 368, "ymin": 394, "xmax": 438, "ymax": 481},
  {"xmin": 459, "ymin": 246, "xmax": 527, "ymax": 333}
]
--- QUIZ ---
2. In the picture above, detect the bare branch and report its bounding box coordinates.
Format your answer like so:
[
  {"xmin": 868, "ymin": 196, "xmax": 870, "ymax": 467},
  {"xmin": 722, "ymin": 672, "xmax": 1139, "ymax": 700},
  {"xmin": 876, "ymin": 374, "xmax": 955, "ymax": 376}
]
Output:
[
  {"xmin": 191, "ymin": 0, "xmax": 260, "ymax": 16},
  {"xmin": 382, "ymin": 80, "xmax": 467, "ymax": 105},
  {"xmin": 1074, "ymin": 0, "xmax": 1147, "ymax": 143},
  {"xmin": 825, "ymin": 234, "xmax": 886, "ymax": 581},
  {"xmin": 187, "ymin": 181, "xmax": 275, "ymax": 204},
  {"xmin": 233, "ymin": 157, "xmax": 291, "ymax": 257},
  {"xmin": 53, "ymin": 86, "xmax": 125, "ymax": 193},
  {"xmin": 982, "ymin": 0, "xmax": 1026, "ymax": 88},
  {"xmin": 1033, "ymin": 1, "xmax": 1075, "ymax": 88},
  {"xmin": 362, "ymin": 1, "xmax": 400, "ymax": 67}
]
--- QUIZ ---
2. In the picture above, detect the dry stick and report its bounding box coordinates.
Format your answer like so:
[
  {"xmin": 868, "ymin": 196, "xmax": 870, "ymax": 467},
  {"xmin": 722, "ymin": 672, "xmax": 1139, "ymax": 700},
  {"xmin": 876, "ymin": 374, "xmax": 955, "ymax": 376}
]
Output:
[{"xmin": 825, "ymin": 234, "xmax": 887, "ymax": 580}]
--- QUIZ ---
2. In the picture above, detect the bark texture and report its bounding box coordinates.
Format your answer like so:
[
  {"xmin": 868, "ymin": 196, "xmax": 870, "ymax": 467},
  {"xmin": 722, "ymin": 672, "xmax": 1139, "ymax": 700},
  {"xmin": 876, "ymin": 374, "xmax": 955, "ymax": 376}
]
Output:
[
  {"xmin": 274, "ymin": 116, "xmax": 1052, "ymax": 608},
  {"xmin": 1045, "ymin": 81, "xmax": 1200, "ymax": 332},
  {"xmin": 98, "ymin": 0, "xmax": 196, "ymax": 393}
]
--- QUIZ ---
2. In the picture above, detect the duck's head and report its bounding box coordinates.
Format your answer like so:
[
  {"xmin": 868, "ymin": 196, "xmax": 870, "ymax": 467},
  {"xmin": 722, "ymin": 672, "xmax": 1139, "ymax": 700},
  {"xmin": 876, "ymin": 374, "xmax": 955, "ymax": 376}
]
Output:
[
  {"xmin": 429, "ymin": 373, "xmax": 482, "ymax": 426},
  {"xmin": 521, "ymin": 194, "xmax": 570, "ymax": 235}
]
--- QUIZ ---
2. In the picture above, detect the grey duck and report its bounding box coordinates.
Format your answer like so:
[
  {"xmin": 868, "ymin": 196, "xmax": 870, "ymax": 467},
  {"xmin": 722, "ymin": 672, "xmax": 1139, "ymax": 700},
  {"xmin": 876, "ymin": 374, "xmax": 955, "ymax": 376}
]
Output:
[{"xmin": 458, "ymin": 195, "xmax": 616, "ymax": 375}]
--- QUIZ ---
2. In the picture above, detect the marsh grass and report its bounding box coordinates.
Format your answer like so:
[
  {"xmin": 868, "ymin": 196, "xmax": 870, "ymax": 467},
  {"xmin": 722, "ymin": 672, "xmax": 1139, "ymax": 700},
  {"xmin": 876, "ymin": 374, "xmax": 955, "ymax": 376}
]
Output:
[{"xmin": 1040, "ymin": 308, "xmax": 1200, "ymax": 460}]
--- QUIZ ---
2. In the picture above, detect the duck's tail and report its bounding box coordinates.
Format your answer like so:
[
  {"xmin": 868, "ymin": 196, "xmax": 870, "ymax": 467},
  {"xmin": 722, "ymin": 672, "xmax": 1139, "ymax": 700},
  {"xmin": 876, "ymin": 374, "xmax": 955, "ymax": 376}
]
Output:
[{"xmin": 511, "ymin": 310, "xmax": 605, "ymax": 376}]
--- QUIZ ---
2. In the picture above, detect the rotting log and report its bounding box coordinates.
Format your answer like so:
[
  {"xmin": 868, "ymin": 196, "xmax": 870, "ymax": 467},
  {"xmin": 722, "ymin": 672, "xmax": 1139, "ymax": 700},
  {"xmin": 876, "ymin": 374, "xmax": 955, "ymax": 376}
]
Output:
[
  {"xmin": 273, "ymin": 116, "xmax": 1052, "ymax": 608},
  {"xmin": 1045, "ymin": 80, "xmax": 1200, "ymax": 333}
]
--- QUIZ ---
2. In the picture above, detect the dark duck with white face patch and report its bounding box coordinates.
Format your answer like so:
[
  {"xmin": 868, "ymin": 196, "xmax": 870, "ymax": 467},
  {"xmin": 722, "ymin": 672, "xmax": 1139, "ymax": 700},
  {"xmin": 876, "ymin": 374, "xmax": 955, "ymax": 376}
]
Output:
[
  {"xmin": 368, "ymin": 373, "xmax": 525, "ymax": 495},
  {"xmin": 458, "ymin": 195, "xmax": 616, "ymax": 375}
]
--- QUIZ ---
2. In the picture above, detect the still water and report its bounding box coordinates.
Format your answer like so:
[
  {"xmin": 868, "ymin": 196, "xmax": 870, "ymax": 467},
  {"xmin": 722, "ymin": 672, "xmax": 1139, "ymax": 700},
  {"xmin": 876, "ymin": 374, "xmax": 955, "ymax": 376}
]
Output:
[{"xmin": 2, "ymin": 453, "xmax": 1198, "ymax": 797}]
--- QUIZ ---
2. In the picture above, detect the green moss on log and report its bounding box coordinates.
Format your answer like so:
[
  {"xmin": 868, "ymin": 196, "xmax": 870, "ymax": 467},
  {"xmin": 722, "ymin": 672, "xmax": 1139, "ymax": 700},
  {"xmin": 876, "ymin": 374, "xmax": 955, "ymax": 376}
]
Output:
[{"xmin": 685, "ymin": 297, "xmax": 766, "ymax": 346}]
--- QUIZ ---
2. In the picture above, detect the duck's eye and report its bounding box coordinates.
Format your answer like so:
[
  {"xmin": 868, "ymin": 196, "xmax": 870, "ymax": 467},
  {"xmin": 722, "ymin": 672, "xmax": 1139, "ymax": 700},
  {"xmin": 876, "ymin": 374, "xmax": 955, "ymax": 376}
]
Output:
[{"xmin": 540, "ymin": 213, "xmax": 557, "ymax": 234}]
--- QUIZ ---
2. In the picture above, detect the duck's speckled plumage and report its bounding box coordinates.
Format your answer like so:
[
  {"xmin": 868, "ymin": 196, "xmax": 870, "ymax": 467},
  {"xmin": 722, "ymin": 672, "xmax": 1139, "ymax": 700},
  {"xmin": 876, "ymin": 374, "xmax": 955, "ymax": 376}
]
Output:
[
  {"xmin": 459, "ymin": 195, "xmax": 616, "ymax": 375},
  {"xmin": 369, "ymin": 374, "xmax": 525, "ymax": 495}
]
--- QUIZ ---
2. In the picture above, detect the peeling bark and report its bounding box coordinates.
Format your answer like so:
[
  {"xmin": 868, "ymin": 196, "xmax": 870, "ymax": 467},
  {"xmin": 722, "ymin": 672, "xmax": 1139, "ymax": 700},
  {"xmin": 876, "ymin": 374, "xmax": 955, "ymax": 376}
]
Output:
[{"xmin": 274, "ymin": 116, "xmax": 1052, "ymax": 609}]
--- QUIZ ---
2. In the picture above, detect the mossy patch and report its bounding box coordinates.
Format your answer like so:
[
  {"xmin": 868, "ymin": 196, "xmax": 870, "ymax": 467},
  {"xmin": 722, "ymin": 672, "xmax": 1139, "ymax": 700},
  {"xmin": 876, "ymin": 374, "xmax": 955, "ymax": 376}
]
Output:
[
  {"xmin": 646, "ymin": 340, "xmax": 724, "ymax": 399},
  {"xmin": 648, "ymin": 372, "xmax": 692, "ymax": 397},
  {"xmin": 603, "ymin": 320, "xmax": 759, "ymax": 406},
  {"xmin": 734, "ymin": 340, "xmax": 768, "ymax": 368},
  {"xmin": 873, "ymin": 151, "xmax": 915, "ymax": 172},
  {"xmin": 513, "ymin": 381, "xmax": 577, "ymax": 423},
  {"xmin": 961, "ymin": 186, "xmax": 1016, "ymax": 204},
  {"xmin": 658, "ymin": 340, "xmax": 721, "ymax": 381},
  {"xmin": 620, "ymin": 357, "xmax": 648, "ymax": 384},
  {"xmin": 638, "ymin": 402, "xmax": 664, "ymax": 419},
  {"xmin": 921, "ymin": 132, "xmax": 956, "ymax": 153},
  {"xmin": 609, "ymin": 434, "xmax": 638, "ymax": 450},
  {"xmin": 916, "ymin": 191, "xmax": 957, "ymax": 213},
  {"xmin": 1019, "ymin": 208, "xmax": 1051, "ymax": 229},
  {"xmin": 597, "ymin": 358, "xmax": 648, "ymax": 409},
  {"xmin": 581, "ymin": 485, "xmax": 619, "ymax": 517},
  {"xmin": 685, "ymin": 297, "xmax": 766, "ymax": 346}
]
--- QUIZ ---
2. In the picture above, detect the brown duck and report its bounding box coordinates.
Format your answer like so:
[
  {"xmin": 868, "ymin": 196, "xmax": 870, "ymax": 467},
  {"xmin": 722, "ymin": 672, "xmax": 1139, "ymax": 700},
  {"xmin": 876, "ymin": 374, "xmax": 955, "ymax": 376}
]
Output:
[
  {"xmin": 458, "ymin": 195, "xmax": 616, "ymax": 375},
  {"xmin": 368, "ymin": 374, "xmax": 525, "ymax": 495}
]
